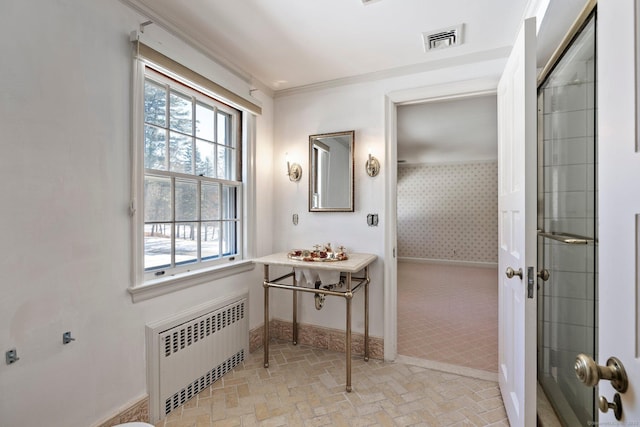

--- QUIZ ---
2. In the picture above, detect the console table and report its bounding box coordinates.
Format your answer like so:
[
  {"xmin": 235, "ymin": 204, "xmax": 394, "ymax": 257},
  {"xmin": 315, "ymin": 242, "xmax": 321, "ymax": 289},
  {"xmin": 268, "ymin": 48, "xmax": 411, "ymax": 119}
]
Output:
[{"xmin": 253, "ymin": 252, "xmax": 377, "ymax": 392}]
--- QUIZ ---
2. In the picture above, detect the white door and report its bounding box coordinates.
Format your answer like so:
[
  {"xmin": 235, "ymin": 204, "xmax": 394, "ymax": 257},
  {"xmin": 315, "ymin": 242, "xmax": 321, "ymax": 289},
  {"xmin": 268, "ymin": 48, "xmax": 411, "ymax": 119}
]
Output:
[
  {"xmin": 596, "ymin": 0, "xmax": 640, "ymax": 422},
  {"xmin": 497, "ymin": 17, "xmax": 537, "ymax": 427}
]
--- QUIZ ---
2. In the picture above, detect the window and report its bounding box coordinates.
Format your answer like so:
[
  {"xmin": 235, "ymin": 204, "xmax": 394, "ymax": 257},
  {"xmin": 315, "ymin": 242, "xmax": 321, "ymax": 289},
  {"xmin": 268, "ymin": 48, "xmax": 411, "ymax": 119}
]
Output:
[
  {"xmin": 141, "ymin": 68, "xmax": 242, "ymax": 281},
  {"xmin": 129, "ymin": 41, "xmax": 259, "ymax": 299}
]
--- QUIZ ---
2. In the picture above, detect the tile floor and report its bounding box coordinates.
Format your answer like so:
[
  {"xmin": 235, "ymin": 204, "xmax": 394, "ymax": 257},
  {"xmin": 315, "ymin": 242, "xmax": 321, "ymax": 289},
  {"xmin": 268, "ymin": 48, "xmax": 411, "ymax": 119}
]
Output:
[
  {"xmin": 153, "ymin": 262, "xmax": 510, "ymax": 426},
  {"xmin": 155, "ymin": 340, "xmax": 508, "ymax": 427},
  {"xmin": 397, "ymin": 262, "xmax": 498, "ymax": 373}
]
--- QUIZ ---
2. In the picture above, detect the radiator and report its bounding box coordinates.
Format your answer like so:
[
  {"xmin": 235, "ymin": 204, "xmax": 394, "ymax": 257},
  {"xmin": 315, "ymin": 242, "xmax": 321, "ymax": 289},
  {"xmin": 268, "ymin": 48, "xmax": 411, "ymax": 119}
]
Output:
[{"xmin": 146, "ymin": 292, "xmax": 249, "ymax": 423}]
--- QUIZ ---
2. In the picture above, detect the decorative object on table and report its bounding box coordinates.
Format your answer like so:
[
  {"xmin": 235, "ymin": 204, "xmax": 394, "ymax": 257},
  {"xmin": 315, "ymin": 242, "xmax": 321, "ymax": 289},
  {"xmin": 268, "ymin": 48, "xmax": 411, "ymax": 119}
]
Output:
[{"xmin": 287, "ymin": 243, "xmax": 348, "ymax": 262}]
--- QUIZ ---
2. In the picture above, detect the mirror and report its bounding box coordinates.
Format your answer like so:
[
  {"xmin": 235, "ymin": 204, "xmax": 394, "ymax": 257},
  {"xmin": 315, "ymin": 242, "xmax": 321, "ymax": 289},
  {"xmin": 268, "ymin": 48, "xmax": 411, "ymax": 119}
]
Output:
[{"xmin": 309, "ymin": 130, "xmax": 354, "ymax": 212}]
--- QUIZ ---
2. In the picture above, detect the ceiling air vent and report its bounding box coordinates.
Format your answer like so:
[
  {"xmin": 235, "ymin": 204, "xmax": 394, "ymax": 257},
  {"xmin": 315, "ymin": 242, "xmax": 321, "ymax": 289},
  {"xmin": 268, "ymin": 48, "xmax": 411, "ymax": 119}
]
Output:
[{"xmin": 422, "ymin": 24, "xmax": 464, "ymax": 51}]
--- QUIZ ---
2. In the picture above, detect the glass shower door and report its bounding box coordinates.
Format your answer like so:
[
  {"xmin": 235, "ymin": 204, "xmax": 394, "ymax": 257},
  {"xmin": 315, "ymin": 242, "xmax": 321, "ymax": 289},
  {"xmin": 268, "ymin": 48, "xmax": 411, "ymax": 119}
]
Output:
[{"xmin": 537, "ymin": 14, "xmax": 597, "ymax": 426}]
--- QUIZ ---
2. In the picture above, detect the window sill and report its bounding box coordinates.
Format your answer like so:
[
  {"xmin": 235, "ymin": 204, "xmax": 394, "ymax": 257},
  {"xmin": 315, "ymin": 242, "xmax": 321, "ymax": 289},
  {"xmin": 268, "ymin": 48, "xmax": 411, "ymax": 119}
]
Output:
[{"xmin": 128, "ymin": 260, "xmax": 255, "ymax": 303}]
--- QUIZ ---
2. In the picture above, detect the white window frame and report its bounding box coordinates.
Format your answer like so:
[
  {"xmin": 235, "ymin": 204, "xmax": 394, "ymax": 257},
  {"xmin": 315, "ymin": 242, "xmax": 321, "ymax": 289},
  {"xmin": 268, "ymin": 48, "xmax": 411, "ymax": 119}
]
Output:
[{"xmin": 129, "ymin": 59, "xmax": 255, "ymax": 302}]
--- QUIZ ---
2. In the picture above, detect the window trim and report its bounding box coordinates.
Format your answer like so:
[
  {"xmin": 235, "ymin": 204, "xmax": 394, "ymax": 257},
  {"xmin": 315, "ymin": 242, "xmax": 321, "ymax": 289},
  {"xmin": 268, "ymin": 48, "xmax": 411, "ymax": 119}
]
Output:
[
  {"xmin": 129, "ymin": 52, "xmax": 256, "ymax": 302},
  {"xmin": 129, "ymin": 260, "xmax": 254, "ymax": 303}
]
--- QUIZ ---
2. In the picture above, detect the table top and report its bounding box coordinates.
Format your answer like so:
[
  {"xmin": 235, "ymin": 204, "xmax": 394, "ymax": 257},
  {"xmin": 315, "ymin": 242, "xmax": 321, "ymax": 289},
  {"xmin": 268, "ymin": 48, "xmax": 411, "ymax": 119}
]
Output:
[{"xmin": 253, "ymin": 252, "xmax": 377, "ymax": 273}]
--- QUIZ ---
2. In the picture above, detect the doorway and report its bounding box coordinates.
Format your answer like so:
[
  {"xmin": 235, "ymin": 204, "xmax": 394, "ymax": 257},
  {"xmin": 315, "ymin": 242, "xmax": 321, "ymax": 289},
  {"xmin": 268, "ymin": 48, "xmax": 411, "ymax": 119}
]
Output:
[
  {"xmin": 395, "ymin": 94, "xmax": 500, "ymax": 373},
  {"xmin": 382, "ymin": 78, "xmax": 503, "ymax": 363}
]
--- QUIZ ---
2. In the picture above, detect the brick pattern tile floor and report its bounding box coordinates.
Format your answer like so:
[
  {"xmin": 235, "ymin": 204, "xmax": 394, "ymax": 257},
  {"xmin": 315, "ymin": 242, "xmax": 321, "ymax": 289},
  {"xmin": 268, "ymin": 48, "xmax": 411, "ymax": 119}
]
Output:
[
  {"xmin": 397, "ymin": 263, "xmax": 498, "ymax": 373},
  {"xmin": 155, "ymin": 340, "xmax": 508, "ymax": 427}
]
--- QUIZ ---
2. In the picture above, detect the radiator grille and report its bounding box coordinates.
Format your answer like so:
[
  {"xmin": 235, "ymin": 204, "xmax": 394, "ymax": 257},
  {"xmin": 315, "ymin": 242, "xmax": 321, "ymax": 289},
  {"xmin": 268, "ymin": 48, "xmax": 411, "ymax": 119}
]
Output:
[
  {"xmin": 164, "ymin": 349, "xmax": 244, "ymax": 415},
  {"xmin": 162, "ymin": 302, "xmax": 245, "ymax": 358},
  {"xmin": 147, "ymin": 295, "xmax": 249, "ymax": 423}
]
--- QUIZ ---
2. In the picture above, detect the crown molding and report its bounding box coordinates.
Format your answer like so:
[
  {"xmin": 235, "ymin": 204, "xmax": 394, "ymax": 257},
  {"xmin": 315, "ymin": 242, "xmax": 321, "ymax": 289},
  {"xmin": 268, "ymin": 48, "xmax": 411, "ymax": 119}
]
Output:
[
  {"xmin": 120, "ymin": 0, "xmax": 263, "ymax": 88},
  {"xmin": 274, "ymin": 46, "xmax": 511, "ymax": 98}
]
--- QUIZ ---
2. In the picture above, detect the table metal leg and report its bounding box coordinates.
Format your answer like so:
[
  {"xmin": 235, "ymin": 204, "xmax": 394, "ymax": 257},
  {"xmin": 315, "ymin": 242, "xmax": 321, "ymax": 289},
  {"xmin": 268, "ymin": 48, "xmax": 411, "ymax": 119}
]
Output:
[
  {"xmin": 263, "ymin": 265, "xmax": 270, "ymax": 368},
  {"xmin": 364, "ymin": 266, "xmax": 370, "ymax": 362},
  {"xmin": 293, "ymin": 274, "xmax": 298, "ymax": 345},
  {"xmin": 345, "ymin": 272, "xmax": 352, "ymax": 392}
]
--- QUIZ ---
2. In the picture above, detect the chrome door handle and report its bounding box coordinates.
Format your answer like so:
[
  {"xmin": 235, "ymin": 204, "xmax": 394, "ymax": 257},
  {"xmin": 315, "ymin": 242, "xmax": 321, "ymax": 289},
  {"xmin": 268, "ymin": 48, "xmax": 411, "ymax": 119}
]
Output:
[
  {"xmin": 537, "ymin": 269, "xmax": 550, "ymax": 281},
  {"xmin": 505, "ymin": 267, "xmax": 523, "ymax": 279},
  {"xmin": 574, "ymin": 353, "xmax": 629, "ymax": 393}
]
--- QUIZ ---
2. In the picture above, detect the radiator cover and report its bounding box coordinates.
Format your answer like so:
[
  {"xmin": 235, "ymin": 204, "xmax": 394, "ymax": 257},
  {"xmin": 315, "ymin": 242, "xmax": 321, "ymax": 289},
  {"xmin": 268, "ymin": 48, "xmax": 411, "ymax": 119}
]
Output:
[{"xmin": 146, "ymin": 292, "xmax": 249, "ymax": 423}]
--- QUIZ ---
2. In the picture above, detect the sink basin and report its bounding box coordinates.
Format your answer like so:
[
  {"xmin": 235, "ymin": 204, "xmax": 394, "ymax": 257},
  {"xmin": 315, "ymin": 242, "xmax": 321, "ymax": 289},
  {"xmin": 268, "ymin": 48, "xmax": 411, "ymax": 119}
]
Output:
[{"xmin": 294, "ymin": 268, "xmax": 341, "ymax": 286}]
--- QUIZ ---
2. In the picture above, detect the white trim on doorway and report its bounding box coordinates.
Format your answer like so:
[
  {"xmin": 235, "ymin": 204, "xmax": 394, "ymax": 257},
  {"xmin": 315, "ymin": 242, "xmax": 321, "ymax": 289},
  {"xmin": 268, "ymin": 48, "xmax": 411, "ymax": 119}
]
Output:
[{"xmin": 383, "ymin": 76, "xmax": 500, "ymax": 362}]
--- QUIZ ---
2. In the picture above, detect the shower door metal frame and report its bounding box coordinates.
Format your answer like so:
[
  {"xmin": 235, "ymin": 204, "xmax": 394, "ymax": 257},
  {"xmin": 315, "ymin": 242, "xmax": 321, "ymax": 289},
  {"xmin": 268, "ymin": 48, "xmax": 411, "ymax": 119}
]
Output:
[{"xmin": 536, "ymin": 4, "xmax": 598, "ymax": 425}]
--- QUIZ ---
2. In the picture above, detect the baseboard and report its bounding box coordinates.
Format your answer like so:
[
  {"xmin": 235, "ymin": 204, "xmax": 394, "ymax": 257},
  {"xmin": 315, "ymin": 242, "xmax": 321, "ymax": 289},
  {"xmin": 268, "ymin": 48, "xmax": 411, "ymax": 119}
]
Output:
[
  {"xmin": 398, "ymin": 257, "xmax": 498, "ymax": 269},
  {"xmin": 94, "ymin": 395, "xmax": 149, "ymax": 427},
  {"xmin": 249, "ymin": 324, "xmax": 264, "ymax": 353},
  {"xmin": 249, "ymin": 319, "xmax": 384, "ymax": 360}
]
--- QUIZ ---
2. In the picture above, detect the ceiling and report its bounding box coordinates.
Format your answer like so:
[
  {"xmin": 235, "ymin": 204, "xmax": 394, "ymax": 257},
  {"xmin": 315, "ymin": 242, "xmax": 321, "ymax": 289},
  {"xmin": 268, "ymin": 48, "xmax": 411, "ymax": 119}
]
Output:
[
  {"xmin": 397, "ymin": 95, "xmax": 497, "ymax": 164},
  {"xmin": 126, "ymin": 0, "xmax": 533, "ymax": 92},
  {"xmin": 124, "ymin": 0, "xmax": 589, "ymax": 163}
]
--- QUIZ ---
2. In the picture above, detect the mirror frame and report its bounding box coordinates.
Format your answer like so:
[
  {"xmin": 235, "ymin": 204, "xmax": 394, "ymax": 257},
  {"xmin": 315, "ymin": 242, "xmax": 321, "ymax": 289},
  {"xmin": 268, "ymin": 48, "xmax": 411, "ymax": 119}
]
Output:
[{"xmin": 308, "ymin": 130, "xmax": 355, "ymax": 212}]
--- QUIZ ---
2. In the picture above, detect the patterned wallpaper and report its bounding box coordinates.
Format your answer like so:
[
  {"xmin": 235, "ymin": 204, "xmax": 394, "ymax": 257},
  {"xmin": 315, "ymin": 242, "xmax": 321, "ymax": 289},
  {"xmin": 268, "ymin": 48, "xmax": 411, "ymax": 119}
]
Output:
[{"xmin": 397, "ymin": 161, "xmax": 498, "ymax": 263}]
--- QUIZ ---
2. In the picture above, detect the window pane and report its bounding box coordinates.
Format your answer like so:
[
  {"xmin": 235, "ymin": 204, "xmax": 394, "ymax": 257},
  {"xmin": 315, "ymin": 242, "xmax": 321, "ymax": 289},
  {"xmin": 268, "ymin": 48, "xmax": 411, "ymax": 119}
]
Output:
[
  {"xmin": 175, "ymin": 179, "xmax": 197, "ymax": 221},
  {"xmin": 201, "ymin": 222, "xmax": 220, "ymax": 260},
  {"xmin": 144, "ymin": 222, "xmax": 172, "ymax": 271},
  {"xmin": 201, "ymin": 182, "xmax": 220, "ymax": 220},
  {"xmin": 217, "ymin": 145, "xmax": 235, "ymax": 180},
  {"xmin": 222, "ymin": 220, "xmax": 237, "ymax": 256},
  {"xmin": 217, "ymin": 111, "xmax": 231, "ymax": 146},
  {"xmin": 175, "ymin": 222, "xmax": 198, "ymax": 266},
  {"xmin": 169, "ymin": 91, "xmax": 193, "ymax": 134},
  {"xmin": 169, "ymin": 133, "xmax": 193, "ymax": 173},
  {"xmin": 144, "ymin": 80, "xmax": 166, "ymax": 127},
  {"xmin": 140, "ymin": 69, "xmax": 242, "ymax": 279},
  {"xmin": 144, "ymin": 176, "xmax": 171, "ymax": 222},
  {"xmin": 144, "ymin": 125, "xmax": 166, "ymax": 170},
  {"xmin": 195, "ymin": 140, "xmax": 215, "ymax": 177},
  {"xmin": 222, "ymin": 186, "xmax": 237, "ymax": 219},
  {"xmin": 195, "ymin": 102, "xmax": 214, "ymax": 142}
]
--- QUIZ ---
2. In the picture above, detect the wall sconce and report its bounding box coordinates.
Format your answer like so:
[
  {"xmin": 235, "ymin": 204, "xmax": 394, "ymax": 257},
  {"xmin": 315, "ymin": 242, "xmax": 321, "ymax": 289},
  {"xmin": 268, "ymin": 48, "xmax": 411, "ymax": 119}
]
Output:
[
  {"xmin": 365, "ymin": 151, "xmax": 380, "ymax": 177},
  {"xmin": 286, "ymin": 153, "xmax": 302, "ymax": 182}
]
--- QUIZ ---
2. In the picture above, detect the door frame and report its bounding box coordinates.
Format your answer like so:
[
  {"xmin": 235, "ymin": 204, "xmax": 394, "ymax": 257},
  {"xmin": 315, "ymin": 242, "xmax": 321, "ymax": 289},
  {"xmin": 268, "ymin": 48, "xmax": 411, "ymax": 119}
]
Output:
[{"xmin": 383, "ymin": 77, "xmax": 500, "ymax": 361}]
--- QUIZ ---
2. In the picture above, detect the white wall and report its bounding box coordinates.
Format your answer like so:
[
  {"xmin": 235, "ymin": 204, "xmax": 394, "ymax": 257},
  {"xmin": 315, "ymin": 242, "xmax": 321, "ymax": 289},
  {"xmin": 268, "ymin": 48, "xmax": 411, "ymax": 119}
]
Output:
[
  {"xmin": 272, "ymin": 59, "xmax": 507, "ymax": 339},
  {"xmin": 0, "ymin": 1, "xmax": 273, "ymax": 427}
]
